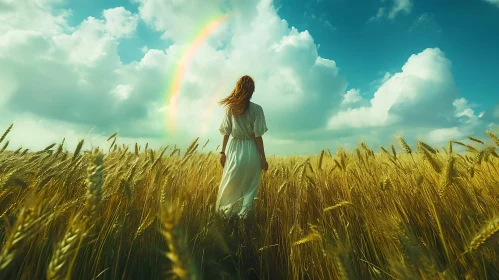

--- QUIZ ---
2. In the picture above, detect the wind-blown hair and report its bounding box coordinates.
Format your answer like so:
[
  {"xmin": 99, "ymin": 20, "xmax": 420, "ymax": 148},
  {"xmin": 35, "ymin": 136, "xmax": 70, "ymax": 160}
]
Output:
[{"xmin": 219, "ymin": 75, "xmax": 255, "ymax": 115}]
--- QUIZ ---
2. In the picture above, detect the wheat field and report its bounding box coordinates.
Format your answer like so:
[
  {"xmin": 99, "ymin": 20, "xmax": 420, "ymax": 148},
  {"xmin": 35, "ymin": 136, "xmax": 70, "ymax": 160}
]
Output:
[{"xmin": 0, "ymin": 123, "xmax": 498, "ymax": 280}]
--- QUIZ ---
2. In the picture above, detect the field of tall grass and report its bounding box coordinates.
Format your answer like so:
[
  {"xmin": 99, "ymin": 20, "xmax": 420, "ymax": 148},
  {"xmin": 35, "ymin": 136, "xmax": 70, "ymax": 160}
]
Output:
[{"xmin": 0, "ymin": 123, "xmax": 498, "ymax": 280}]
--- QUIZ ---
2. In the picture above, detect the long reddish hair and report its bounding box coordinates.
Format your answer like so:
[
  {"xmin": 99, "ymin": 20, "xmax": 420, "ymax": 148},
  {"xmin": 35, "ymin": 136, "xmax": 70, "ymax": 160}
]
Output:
[{"xmin": 219, "ymin": 75, "xmax": 255, "ymax": 115}]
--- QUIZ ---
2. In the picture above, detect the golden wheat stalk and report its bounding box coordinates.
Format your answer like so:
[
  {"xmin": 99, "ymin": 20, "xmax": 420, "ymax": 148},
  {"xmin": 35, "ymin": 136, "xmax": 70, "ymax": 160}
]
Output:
[
  {"xmin": 485, "ymin": 130, "xmax": 499, "ymax": 147},
  {"xmin": 148, "ymin": 149, "xmax": 154, "ymax": 162},
  {"xmin": 468, "ymin": 136, "xmax": 485, "ymax": 145},
  {"xmin": 390, "ymin": 144, "xmax": 397, "ymax": 160},
  {"xmin": 380, "ymin": 146, "xmax": 390, "ymax": 157},
  {"xmin": 184, "ymin": 137, "xmax": 199, "ymax": 158},
  {"xmin": 293, "ymin": 232, "xmax": 322, "ymax": 246},
  {"xmin": 106, "ymin": 132, "xmax": 117, "ymax": 141},
  {"xmin": 202, "ymin": 139, "xmax": 209, "ymax": 150},
  {"xmin": 0, "ymin": 140, "xmax": 9, "ymax": 153},
  {"xmin": 438, "ymin": 156, "xmax": 455, "ymax": 198},
  {"xmin": 151, "ymin": 147, "xmax": 167, "ymax": 170},
  {"xmin": 159, "ymin": 204, "xmax": 198, "ymax": 280},
  {"xmin": 488, "ymin": 146, "xmax": 498, "ymax": 158},
  {"xmin": 42, "ymin": 143, "xmax": 56, "ymax": 152},
  {"xmin": 452, "ymin": 140, "xmax": 466, "ymax": 147},
  {"xmin": 381, "ymin": 177, "xmax": 391, "ymax": 191},
  {"xmin": 85, "ymin": 150, "xmax": 104, "ymax": 217},
  {"xmin": 418, "ymin": 141, "xmax": 436, "ymax": 154},
  {"xmin": 135, "ymin": 211, "xmax": 155, "ymax": 238},
  {"xmin": 333, "ymin": 159, "xmax": 343, "ymax": 172},
  {"xmin": 119, "ymin": 146, "xmax": 129, "ymax": 160},
  {"xmin": 324, "ymin": 201, "xmax": 352, "ymax": 212},
  {"xmin": 277, "ymin": 181, "xmax": 288, "ymax": 194},
  {"xmin": 398, "ymin": 136, "xmax": 412, "ymax": 154},
  {"xmin": 419, "ymin": 146, "xmax": 441, "ymax": 173},
  {"xmin": 467, "ymin": 217, "xmax": 499, "ymax": 253},
  {"xmin": 466, "ymin": 145, "xmax": 477, "ymax": 153},
  {"xmin": 169, "ymin": 148, "xmax": 179, "ymax": 157},
  {"xmin": 360, "ymin": 142, "xmax": 373, "ymax": 157},
  {"xmin": 72, "ymin": 140, "xmax": 84, "ymax": 161},
  {"xmin": 55, "ymin": 138, "xmax": 65, "ymax": 157},
  {"xmin": 318, "ymin": 150, "xmax": 324, "ymax": 170},
  {"xmin": 0, "ymin": 123, "xmax": 13, "ymax": 144},
  {"xmin": 0, "ymin": 197, "xmax": 52, "ymax": 271},
  {"xmin": 355, "ymin": 148, "xmax": 363, "ymax": 163},
  {"xmin": 468, "ymin": 165, "xmax": 475, "ymax": 178},
  {"xmin": 0, "ymin": 207, "xmax": 35, "ymax": 270},
  {"xmin": 109, "ymin": 137, "xmax": 117, "ymax": 152},
  {"xmin": 475, "ymin": 149, "xmax": 485, "ymax": 165},
  {"xmin": 47, "ymin": 213, "xmax": 87, "ymax": 280}
]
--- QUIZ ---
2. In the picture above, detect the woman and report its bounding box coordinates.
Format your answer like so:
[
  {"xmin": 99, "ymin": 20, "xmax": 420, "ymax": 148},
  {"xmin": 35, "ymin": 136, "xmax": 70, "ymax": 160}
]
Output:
[{"xmin": 215, "ymin": 75, "xmax": 268, "ymax": 219}]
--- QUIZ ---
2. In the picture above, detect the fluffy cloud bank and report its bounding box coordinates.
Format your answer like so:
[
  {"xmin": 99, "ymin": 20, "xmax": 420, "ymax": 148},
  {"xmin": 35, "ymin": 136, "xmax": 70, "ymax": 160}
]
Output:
[
  {"xmin": 326, "ymin": 47, "xmax": 495, "ymax": 149},
  {"xmin": 328, "ymin": 48, "xmax": 459, "ymax": 130},
  {"xmin": 1, "ymin": 0, "xmax": 350, "ymax": 153}
]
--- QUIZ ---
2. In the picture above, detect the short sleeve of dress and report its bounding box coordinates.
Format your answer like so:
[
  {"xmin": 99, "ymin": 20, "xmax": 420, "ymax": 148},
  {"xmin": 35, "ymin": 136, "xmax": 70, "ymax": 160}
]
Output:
[
  {"xmin": 219, "ymin": 109, "xmax": 232, "ymax": 136},
  {"xmin": 254, "ymin": 107, "xmax": 268, "ymax": 137}
]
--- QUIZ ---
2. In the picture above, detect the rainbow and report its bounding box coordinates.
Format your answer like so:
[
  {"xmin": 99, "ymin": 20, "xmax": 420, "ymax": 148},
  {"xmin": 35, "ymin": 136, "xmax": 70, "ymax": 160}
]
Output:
[{"xmin": 165, "ymin": 14, "xmax": 230, "ymax": 134}]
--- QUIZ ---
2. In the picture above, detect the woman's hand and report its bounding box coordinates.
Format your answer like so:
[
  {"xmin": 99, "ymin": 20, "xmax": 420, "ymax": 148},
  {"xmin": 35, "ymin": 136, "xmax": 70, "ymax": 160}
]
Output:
[
  {"xmin": 260, "ymin": 157, "xmax": 268, "ymax": 171},
  {"xmin": 220, "ymin": 153, "xmax": 226, "ymax": 168}
]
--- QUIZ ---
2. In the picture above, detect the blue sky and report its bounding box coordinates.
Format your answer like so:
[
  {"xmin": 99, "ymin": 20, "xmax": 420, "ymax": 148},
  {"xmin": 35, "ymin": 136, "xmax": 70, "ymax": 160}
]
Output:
[
  {"xmin": 275, "ymin": 0, "xmax": 499, "ymax": 113},
  {"xmin": 0, "ymin": 0, "xmax": 498, "ymax": 155}
]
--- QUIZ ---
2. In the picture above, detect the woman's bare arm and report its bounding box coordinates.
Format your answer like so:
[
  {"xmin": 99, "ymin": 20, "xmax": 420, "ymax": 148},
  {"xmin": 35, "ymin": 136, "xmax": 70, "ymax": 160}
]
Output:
[
  {"xmin": 255, "ymin": 136, "xmax": 268, "ymax": 171},
  {"xmin": 221, "ymin": 135, "xmax": 230, "ymax": 153},
  {"xmin": 255, "ymin": 136, "xmax": 266, "ymax": 160}
]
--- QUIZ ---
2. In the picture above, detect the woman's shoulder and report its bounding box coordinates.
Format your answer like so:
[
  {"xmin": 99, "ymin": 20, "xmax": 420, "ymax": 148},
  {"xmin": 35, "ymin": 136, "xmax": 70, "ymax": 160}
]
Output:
[{"xmin": 250, "ymin": 101, "xmax": 264, "ymax": 112}]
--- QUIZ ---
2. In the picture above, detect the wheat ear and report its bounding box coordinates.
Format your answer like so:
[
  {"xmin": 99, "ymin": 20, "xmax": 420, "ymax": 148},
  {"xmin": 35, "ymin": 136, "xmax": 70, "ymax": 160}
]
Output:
[
  {"xmin": 159, "ymin": 204, "xmax": 198, "ymax": 280},
  {"xmin": 85, "ymin": 150, "xmax": 104, "ymax": 217},
  {"xmin": 0, "ymin": 123, "xmax": 13, "ymax": 144},
  {"xmin": 485, "ymin": 130, "xmax": 499, "ymax": 147},
  {"xmin": 467, "ymin": 218, "xmax": 499, "ymax": 253},
  {"xmin": 47, "ymin": 213, "xmax": 87, "ymax": 280}
]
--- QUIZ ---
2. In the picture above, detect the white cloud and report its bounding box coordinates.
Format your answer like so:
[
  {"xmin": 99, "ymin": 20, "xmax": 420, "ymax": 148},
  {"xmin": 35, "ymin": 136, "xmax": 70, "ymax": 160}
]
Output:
[
  {"xmin": 453, "ymin": 98, "xmax": 479, "ymax": 123},
  {"xmin": 0, "ymin": 0, "xmax": 71, "ymax": 37},
  {"xmin": 484, "ymin": 0, "xmax": 499, "ymax": 7},
  {"xmin": 370, "ymin": 7, "xmax": 386, "ymax": 21},
  {"xmin": 409, "ymin": 13, "xmax": 442, "ymax": 33},
  {"xmin": 111, "ymin": 84, "xmax": 133, "ymax": 100},
  {"xmin": 426, "ymin": 127, "xmax": 464, "ymax": 144},
  {"xmin": 370, "ymin": 0, "xmax": 413, "ymax": 21},
  {"xmin": 0, "ymin": 1, "xmax": 167, "ymax": 138},
  {"xmin": 131, "ymin": 0, "xmax": 226, "ymax": 42},
  {"xmin": 388, "ymin": 0, "xmax": 413, "ymax": 19},
  {"xmin": 328, "ymin": 48, "xmax": 459, "ymax": 130},
  {"xmin": 341, "ymin": 89, "xmax": 363, "ymax": 105},
  {"xmin": 102, "ymin": 7, "xmax": 139, "ymax": 38}
]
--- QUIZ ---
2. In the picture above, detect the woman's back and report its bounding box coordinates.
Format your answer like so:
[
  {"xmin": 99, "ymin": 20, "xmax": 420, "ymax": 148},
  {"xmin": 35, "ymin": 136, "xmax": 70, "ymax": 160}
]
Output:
[{"xmin": 220, "ymin": 102, "xmax": 268, "ymax": 140}]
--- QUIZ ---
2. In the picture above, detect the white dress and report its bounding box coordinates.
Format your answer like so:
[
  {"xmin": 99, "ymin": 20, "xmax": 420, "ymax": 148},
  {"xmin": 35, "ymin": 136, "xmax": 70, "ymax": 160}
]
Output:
[{"xmin": 216, "ymin": 101, "xmax": 268, "ymax": 218}]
